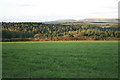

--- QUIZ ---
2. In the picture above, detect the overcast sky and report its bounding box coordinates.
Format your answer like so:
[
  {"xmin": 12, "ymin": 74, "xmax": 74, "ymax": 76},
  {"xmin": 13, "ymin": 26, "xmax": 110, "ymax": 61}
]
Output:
[{"xmin": 0, "ymin": 0, "xmax": 119, "ymax": 22}]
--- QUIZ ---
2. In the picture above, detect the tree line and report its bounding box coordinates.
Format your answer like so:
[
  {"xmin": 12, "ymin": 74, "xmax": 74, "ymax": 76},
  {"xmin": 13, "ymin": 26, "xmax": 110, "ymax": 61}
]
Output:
[{"xmin": 2, "ymin": 22, "xmax": 120, "ymax": 41}]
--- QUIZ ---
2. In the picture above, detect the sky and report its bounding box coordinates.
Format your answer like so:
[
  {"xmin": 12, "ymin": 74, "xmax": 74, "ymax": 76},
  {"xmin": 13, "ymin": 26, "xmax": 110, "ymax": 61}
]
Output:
[{"xmin": 0, "ymin": 0, "xmax": 119, "ymax": 22}]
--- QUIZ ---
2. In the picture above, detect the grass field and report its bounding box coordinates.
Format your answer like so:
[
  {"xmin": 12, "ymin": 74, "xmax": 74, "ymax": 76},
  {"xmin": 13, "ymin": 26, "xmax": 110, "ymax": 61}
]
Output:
[{"xmin": 2, "ymin": 41, "xmax": 118, "ymax": 78}]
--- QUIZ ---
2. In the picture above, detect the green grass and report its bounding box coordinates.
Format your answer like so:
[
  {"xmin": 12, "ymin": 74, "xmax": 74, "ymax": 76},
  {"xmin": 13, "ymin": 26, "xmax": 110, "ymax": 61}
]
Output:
[{"xmin": 2, "ymin": 41, "xmax": 118, "ymax": 78}]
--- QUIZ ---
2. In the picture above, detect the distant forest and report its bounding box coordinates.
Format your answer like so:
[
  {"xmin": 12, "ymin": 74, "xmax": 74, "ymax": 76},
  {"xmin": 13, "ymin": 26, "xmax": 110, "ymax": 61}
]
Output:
[{"xmin": 2, "ymin": 22, "xmax": 120, "ymax": 41}]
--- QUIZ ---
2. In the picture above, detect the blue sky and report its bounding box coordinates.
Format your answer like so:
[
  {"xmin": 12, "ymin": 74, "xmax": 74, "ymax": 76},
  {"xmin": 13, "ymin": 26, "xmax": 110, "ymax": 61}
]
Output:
[{"xmin": 0, "ymin": 0, "xmax": 119, "ymax": 22}]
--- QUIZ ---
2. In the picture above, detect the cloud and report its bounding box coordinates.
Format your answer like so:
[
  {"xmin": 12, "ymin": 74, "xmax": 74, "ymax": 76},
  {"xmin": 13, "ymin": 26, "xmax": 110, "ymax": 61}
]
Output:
[
  {"xmin": 104, "ymin": 6, "xmax": 118, "ymax": 9},
  {"xmin": 0, "ymin": 0, "xmax": 119, "ymax": 21},
  {"xmin": 17, "ymin": 4, "xmax": 34, "ymax": 7}
]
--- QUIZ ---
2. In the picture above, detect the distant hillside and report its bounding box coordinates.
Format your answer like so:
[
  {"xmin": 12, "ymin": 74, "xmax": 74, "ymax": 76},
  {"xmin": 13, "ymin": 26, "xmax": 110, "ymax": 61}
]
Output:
[
  {"xmin": 44, "ymin": 18, "xmax": 118, "ymax": 24},
  {"xmin": 44, "ymin": 19, "xmax": 76, "ymax": 23},
  {"xmin": 55, "ymin": 19, "xmax": 76, "ymax": 22},
  {"xmin": 74, "ymin": 18, "xmax": 118, "ymax": 25},
  {"xmin": 76, "ymin": 18, "xmax": 118, "ymax": 23}
]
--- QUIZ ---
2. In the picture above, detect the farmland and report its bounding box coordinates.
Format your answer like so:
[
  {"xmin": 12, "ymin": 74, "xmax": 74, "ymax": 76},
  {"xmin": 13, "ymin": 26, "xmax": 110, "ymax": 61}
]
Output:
[{"xmin": 2, "ymin": 41, "xmax": 118, "ymax": 78}]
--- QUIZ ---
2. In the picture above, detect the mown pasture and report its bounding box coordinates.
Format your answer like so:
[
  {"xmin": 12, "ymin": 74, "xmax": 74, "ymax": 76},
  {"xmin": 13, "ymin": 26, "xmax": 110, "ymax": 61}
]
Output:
[{"xmin": 2, "ymin": 41, "xmax": 118, "ymax": 78}]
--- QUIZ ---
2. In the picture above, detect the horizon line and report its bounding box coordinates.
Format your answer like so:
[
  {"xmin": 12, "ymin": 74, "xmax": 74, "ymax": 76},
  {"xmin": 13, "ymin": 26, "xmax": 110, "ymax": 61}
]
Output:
[{"xmin": 0, "ymin": 18, "xmax": 118, "ymax": 23}]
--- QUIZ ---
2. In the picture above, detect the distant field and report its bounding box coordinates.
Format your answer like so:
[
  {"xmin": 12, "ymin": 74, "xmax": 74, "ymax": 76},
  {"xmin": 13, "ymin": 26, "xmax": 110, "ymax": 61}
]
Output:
[
  {"xmin": 2, "ymin": 41, "xmax": 118, "ymax": 78},
  {"xmin": 100, "ymin": 26, "xmax": 111, "ymax": 28}
]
